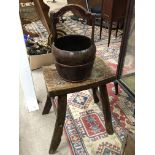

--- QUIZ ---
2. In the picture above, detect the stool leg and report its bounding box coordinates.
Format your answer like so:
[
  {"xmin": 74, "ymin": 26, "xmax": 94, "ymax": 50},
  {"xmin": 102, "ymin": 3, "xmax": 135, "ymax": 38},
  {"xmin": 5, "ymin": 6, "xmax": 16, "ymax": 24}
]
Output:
[
  {"xmin": 99, "ymin": 85, "xmax": 114, "ymax": 134},
  {"xmin": 49, "ymin": 94, "xmax": 67, "ymax": 154},
  {"xmin": 37, "ymin": 99, "xmax": 40, "ymax": 104},
  {"xmin": 42, "ymin": 95, "xmax": 52, "ymax": 115},
  {"xmin": 92, "ymin": 87, "xmax": 99, "ymax": 103}
]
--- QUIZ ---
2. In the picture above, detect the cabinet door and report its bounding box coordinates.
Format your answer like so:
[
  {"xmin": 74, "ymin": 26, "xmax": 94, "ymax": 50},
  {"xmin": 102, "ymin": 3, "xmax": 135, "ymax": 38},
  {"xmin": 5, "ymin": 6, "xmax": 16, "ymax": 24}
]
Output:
[
  {"xmin": 121, "ymin": 6, "xmax": 135, "ymax": 93},
  {"xmin": 116, "ymin": 0, "xmax": 135, "ymax": 97}
]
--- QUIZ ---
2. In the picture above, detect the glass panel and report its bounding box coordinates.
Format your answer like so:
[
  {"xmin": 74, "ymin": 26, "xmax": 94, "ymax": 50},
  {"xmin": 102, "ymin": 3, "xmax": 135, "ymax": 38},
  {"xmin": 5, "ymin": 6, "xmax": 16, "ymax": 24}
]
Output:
[{"xmin": 121, "ymin": 7, "xmax": 135, "ymax": 93}]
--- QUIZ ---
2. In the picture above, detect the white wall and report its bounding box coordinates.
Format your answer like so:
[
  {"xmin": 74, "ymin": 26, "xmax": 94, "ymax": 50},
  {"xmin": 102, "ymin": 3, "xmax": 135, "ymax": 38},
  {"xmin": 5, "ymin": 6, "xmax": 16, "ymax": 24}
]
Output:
[{"xmin": 19, "ymin": 23, "xmax": 39, "ymax": 112}]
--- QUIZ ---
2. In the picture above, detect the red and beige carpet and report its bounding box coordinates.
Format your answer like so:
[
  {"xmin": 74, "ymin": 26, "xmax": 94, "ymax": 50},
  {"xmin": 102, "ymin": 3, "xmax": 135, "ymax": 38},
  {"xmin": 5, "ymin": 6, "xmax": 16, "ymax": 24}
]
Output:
[
  {"xmin": 20, "ymin": 3, "xmax": 135, "ymax": 154},
  {"xmin": 53, "ymin": 82, "xmax": 134, "ymax": 155}
]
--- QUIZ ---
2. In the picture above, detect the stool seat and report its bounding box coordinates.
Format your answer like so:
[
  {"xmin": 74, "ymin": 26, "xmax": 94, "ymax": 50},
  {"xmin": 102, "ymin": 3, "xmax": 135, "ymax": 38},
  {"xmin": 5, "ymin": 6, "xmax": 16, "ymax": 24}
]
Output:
[{"xmin": 43, "ymin": 57, "xmax": 115, "ymax": 96}]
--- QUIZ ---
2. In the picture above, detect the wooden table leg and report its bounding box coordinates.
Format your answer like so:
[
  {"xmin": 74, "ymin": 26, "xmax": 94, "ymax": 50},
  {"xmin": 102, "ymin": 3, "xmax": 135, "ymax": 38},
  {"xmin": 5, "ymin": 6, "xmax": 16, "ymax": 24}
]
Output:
[
  {"xmin": 115, "ymin": 21, "xmax": 119, "ymax": 38},
  {"xmin": 49, "ymin": 94, "xmax": 67, "ymax": 154},
  {"xmin": 99, "ymin": 85, "xmax": 114, "ymax": 134},
  {"xmin": 108, "ymin": 21, "xmax": 112, "ymax": 47},
  {"xmin": 42, "ymin": 94, "xmax": 52, "ymax": 115},
  {"xmin": 92, "ymin": 87, "xmax": 99, "ymax": 103},
  {"xmin": 99, "ymin": 17, "xmax": 103, "ymax": 39}
]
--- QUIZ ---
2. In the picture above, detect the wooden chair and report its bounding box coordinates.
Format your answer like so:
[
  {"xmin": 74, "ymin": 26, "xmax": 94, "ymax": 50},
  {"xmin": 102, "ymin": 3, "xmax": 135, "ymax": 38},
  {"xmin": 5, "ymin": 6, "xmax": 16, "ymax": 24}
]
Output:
[
  {"xmin": 33, "ymin": 0, "xmax": 51, "ymax": 33},
  {"xmin": 67, "ymin": 0, "xmax": 102, "ymax": 18},
  {"xmin": 100, "ymin": 0, "xmax": 128, "ymax": 46},
  {"xmin": 67, "ymin": 0, "xmax": 88, "ymax": 9},
  {"xmin": 67, "ymin": 0, "xmax": 88, "ymax": 18}
]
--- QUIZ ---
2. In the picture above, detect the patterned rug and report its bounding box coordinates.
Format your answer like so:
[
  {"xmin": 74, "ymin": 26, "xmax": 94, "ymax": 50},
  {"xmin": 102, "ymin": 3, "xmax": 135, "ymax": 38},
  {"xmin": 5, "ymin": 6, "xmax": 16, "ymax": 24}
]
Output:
[
  {"xmin": 20, "ymin": 3, "xmax": 135, "ymax": 155},
  {"xmin": 52, "ymin": 81, "xmax": 134, "ymax": 155}
]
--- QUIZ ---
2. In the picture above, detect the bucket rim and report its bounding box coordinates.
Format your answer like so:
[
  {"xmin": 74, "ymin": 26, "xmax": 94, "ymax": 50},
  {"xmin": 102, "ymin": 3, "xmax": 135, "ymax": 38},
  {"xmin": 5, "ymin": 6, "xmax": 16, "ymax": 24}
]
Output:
[
  {"xmin": 52, "ymin": 35, "xmax": 95, "ymax": 52},
  {"xmin": 54, "ymin": 34, "xmax": 92, "ymax": 41}
]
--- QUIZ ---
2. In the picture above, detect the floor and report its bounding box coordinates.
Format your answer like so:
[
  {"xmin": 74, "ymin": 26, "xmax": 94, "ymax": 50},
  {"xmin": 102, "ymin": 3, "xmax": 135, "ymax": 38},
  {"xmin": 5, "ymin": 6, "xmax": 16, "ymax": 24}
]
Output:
[{"xmin": 19, "ymin": 69, "xmax": 72, "ymax": 155}]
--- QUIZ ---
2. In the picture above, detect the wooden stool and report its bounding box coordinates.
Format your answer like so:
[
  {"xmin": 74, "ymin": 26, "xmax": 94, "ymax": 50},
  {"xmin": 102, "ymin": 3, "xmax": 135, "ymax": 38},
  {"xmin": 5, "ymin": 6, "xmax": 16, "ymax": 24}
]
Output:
[{"xmin": 42, "ymin": 57, "xmax": 116, "ymax": 154}]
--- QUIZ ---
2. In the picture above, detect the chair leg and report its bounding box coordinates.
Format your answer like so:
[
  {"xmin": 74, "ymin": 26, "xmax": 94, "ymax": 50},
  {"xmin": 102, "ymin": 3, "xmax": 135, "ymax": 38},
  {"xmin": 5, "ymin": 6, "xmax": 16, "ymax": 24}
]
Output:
[
  {"xmin": 114, "ymin": 81, "xmax": 119, "ymax": 95},
  {"xmin": 115, "ymin": 21, "xmax": 119, "ymax": 38},
  {"xmin": 108, "ymin": 21, "xmax": 112, "ymax": 47},
  {"xmin": 99, "ymin": 17, "xmax": 103, "ymax": 39}
]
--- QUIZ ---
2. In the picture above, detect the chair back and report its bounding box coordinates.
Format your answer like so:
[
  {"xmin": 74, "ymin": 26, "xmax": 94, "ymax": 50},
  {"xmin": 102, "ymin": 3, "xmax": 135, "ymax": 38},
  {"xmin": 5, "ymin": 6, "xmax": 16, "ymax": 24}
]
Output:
[{"xmin": 67, "ymin": 0, "xmax": 88, "ymax": 9}]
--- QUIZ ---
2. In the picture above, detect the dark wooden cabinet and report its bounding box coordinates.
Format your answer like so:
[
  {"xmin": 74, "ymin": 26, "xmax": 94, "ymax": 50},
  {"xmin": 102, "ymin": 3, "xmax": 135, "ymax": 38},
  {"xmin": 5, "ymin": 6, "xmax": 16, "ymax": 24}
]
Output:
[
  {"xmin": 115, "ymin": 1, "xmax": 135, "ymax": 153},
  {"xmin": 101, "ymin": 0, "xmax": 127, "ymax": 21},
  {"xmin": 115, "ymin": 0, "xmax": 135, "ymax": 102}
]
